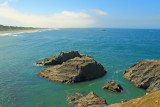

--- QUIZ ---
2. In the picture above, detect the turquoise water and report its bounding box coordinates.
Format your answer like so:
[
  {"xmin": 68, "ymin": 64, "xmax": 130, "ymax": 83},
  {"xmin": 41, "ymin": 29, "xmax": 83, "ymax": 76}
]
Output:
[{"xmin": 0, "ymin": 28, "xmax": 160, "ymax": 107}]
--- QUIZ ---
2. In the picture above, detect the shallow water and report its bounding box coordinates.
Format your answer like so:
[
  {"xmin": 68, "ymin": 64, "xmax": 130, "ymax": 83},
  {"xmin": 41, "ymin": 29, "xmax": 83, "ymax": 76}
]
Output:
[{"xmin": 0, "ymin": 28, "xmax": 160, "ymax": 107}]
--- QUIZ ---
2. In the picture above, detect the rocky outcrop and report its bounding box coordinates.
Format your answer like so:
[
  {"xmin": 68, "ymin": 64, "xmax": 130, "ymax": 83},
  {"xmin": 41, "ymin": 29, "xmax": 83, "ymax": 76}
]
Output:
[
  {"xmin": 36, "ymin": 50, "xmax": 81, "ymax": 65},
  {"xmin": 74, "ymin": 92, "xmax": 108, "ymax": 107},
  {"xmin": 38, "ymin": 51, "xmax": 107, "ymax": 84},
  {"xmin": 108, "ymin": 90, "xmax": 160, "ymax": 107},
  {"xmin": 123, "ymin": 60, "xmax": 160, "ymax": 92},
  {"xmin": 102, "ymin": 80, "xmax": 123, "ymax": 93}
]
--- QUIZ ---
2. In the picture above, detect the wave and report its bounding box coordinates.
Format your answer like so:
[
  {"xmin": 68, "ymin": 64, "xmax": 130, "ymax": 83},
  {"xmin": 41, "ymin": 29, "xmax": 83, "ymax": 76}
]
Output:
[
  {"xmin": 0, "ymin": 33, "xmax": 22, "ymax": 37},
  {"xmin": 33, "ymin": 63, "xmax": 43, "ymax": 66},
  {"xmin": 0, "ymin": 29, "xmax": 52, "ymax": 37},
  {"xmin": 144, "ymin": 59, "xmax": 156, "ymax": 61}
]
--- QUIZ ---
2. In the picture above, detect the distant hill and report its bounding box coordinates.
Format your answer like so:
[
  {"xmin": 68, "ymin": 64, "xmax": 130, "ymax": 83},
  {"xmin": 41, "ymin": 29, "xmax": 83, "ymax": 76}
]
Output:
[{"xmin": 0, "ymin": 25, "xmax": 40, "ymax": 31}]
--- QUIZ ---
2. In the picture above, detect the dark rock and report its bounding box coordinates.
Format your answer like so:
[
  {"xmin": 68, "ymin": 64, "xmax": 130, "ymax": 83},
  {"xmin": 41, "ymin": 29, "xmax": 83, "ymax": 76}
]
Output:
[
  {"xmin": 68, "ymin": 96, "xmax": 79, "ymax": 101},
  {"xmin": 67, "ymin": 92, "xmax": 83, "ymax": 102},
  {"xmin": 100, "ymin": 29, "xmax": 105, "ymax": 31},
  {"xmin": 123, "ymin": 60, "xmax": 160, "ymax": 93},
  {"xmin": 74, "ymin": 92, "xmax": 108, "ymax": 107},
  {"xmin": 38, "ymin": 54, "xmax": 107, "ymax": 84},
  {"xmin": 122, "ymin": 100, "xmax": 127, "ymax": 102},
  {"xmin": 37, "ymin": 50, "xmax": 81, "ymax": 65},
  {"xmin": 36, "ymin": 62, "xmax": 43, "ymax": 65},
  {"xmin": 102, "ymin": 80, "xmax": 123, "ymax": 93}
]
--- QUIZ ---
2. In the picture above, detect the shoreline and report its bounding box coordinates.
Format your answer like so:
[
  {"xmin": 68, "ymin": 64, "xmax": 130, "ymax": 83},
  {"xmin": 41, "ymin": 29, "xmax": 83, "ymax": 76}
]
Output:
[{"xmin": 0, "ymin": 28, "xmax": 50, "ymax": 34}]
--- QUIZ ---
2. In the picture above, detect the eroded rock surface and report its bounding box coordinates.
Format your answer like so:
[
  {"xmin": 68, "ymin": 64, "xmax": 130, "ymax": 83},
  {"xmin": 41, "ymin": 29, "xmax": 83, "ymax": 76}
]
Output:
[
  {"xmin": 123, "ymin": 60, "xmax": 160, "ymax": 92},
  {"xmin": 36, "ymin": 50, "xmax": 81, "ymax": 65},
  {"xmin": 102, "ymin": 80, "xmax": 123, "ymax": 93},
  {"xmin": 38, "ymin": 51, "xmax": 107, "ymax": 84},
  {"xmin": 74, "ymin": 92, "xmax": 108, "ymax": 107}
]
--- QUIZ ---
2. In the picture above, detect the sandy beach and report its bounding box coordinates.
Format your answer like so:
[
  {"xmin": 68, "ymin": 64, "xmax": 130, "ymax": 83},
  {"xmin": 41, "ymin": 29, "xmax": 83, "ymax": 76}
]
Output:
[{"xmin": 0, "ymin": 28, "xmax": 50, "ymax": 34}]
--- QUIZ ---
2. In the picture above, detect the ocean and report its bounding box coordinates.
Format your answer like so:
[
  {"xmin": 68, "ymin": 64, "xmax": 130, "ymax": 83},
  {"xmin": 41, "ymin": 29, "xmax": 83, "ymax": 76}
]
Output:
[{"xmin": 0, "ymin": 28, "xmax": 160, "ymax": 107}]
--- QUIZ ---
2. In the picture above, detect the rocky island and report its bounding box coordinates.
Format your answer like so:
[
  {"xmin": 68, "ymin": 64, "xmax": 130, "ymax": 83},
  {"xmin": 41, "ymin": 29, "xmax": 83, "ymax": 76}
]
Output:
[
  {"xmin": 123, "ymin": 60, "xmax": 160, "ymax": 92},
  {"xmin": 37, "ymin": 51, "xmax": 107, "ymax": 84}
]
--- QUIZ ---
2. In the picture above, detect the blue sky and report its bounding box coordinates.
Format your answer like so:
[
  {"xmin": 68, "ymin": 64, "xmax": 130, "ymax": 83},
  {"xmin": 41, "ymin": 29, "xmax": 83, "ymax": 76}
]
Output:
[{"xmin": 0, "ymin": 0, "xmax": 160, "ymax": 28}]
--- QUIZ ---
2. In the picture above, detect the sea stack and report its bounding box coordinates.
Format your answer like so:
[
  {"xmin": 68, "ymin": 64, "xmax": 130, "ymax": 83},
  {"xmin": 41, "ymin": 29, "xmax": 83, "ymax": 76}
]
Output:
[
  {"xmin": 37, "ymin": 51, "xmax": 107, "ymax": 84},
  {"xmin": 123, "ymin": 60, "xmax": 160, "ymax": 92}
]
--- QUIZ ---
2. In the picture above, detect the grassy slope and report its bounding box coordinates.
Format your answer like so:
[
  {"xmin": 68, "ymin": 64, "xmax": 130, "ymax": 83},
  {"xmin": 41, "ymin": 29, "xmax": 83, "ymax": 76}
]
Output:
[{"xmin": 109, "ymin": 91, "xmax": 160, "ymax": 107}]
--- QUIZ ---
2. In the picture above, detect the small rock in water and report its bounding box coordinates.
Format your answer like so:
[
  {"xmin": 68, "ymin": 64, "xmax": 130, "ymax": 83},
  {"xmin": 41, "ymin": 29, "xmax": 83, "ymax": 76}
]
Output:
[
  {"xmin": 68, "ymin": 96, "xmax": 79, "ymax": 101},
  {"xmin": 36, "ymin": 62, "xmax": 43, "ymax": 65},
  {"xmin": 102, "ymin": 80, "xmax": 123, "ymax": 93},
  {"xmin": 67, "ymin": 92, "xmax": 83, "ymax": 102},
  {"xmin": 122, "ymin": 100, "xmax": 128, "ymax": 102},
  {"xmin": 74, "ymin": 92, "xmax": 108, "ymax": 107}
]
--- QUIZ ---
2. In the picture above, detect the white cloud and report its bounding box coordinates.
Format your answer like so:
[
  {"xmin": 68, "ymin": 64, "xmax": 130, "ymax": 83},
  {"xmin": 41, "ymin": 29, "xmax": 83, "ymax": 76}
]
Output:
[
  {"xmin": 0, "ymin": 2, "xmax": 7, "ymax": 6},
  {"xmin": 91, "ymin": 9, "xmax": 108, "ymax": 15},
  {"xmin": 0, "ymin": 6, "xmax": 96, "ymax": 28},
  {"xmin": 0, "ymin": 1, "xmax": 108, "ymax": 28}
]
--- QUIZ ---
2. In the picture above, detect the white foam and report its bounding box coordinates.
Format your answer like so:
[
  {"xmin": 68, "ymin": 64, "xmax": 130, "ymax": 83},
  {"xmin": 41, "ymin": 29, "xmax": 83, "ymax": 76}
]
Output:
[
  {"xmin": 33, "ymin": 63, "xmax": 43, "ymax": 66},
  {"xmin": 0, "ymin": 32, "xmax": 23, "ymax": 37},
  {"xmin": 0, "ymin": 29, "xmax": 52, "ymax": 37},
  {"xmin": 144, "ymin": 59, "xmax": 155, "ymax": 61}
]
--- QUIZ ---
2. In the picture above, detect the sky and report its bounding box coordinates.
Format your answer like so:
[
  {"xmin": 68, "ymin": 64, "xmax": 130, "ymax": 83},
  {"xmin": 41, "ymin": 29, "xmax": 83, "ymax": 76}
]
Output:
[{"xmin": 0, "ymin": 0, "xmax": 160, "ymax": 28}]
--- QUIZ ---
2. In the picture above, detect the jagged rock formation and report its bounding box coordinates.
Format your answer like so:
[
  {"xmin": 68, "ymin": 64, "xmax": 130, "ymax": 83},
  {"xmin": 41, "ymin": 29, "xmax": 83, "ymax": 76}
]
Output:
[
  {"xmin": 74, "ymin": 92, "xmax": 108, "ymax": 107},
  {"xmin": 108, "ymin": 91, "xmax": 160, "ymax": 107},
  {"xmin": 38, "ymin": 51, "xmax": 107, "ymax": 84},
  {"xmin": 36, "ymin": 51, "xmax": 81, "ymax": 65},
  {"xmin": 123, "ymin": 60, "xmax": 160, "ymax": 92},
  {"xmin": 102, "ymin": 80, "xmax": 123, "ymax": 93}
]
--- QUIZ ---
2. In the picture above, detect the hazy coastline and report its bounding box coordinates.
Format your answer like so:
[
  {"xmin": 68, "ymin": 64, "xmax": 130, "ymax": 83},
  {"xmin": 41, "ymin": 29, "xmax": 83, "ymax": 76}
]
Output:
[{"xmin": 0, "ymin": 28, "xmax": 50, "ymax": 34}]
